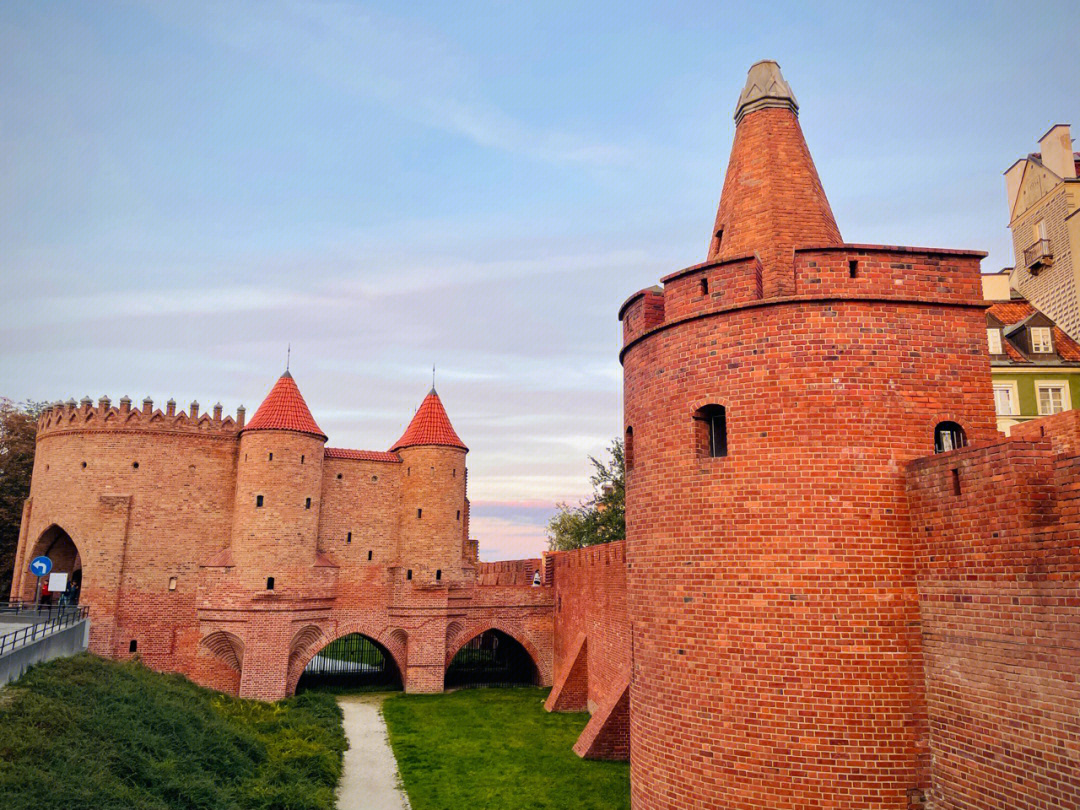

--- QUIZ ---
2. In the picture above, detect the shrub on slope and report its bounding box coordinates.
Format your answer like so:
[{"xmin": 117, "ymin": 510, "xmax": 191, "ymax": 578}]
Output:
[{"xmin": 0, "ymin": 654, "xmax": 345, "ymax": 810}]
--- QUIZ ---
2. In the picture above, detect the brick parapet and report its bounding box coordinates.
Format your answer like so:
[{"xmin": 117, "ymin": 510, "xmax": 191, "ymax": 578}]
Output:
[
  {"xmin": 36, "ymin": 397, "xmax": 244, "ymax": 440},
  {"xmin": 620, "ymin": 245, "xmax": 987, "ymax": 355}
]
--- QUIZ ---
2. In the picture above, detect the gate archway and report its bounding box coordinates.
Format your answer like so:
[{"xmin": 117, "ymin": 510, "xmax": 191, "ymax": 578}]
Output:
[
  {"xmin": 22, "ymin": 525, "xmax": 82, "ymax": 604},
  {"xmin": 445, "ymin": 628, "xmax": 538, "ymax": 689},
  {"xmin": 296, "ymin": 633, "xmax": 403, "ymax": 692}
]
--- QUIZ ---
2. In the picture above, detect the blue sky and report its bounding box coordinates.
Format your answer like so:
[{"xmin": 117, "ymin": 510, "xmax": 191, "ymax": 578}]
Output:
[{"xmin": 2, "ymin": 1, "xmax": 1077, "ymax": 558}]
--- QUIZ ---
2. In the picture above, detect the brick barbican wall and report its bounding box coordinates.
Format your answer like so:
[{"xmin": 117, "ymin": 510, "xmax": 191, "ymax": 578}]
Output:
[
  {"xmin": 11, "ymin": 398, "xmax": 554, "ymax": 701},
  {"xmin": 546, "ymin": 541, "xmax": 631, "ymax": 759},
  {"xmin": 621, "ymin": 246, "xmax": 998, "ymax": 809},
  {"xmin": 906, "ymin": 412, "xmax": 1080, "ymax": 810}
]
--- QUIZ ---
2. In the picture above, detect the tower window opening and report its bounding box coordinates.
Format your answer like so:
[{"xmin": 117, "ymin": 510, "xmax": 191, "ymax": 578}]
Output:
[
  {"xmin": 695, "ymin": 405, "xmax": 728, "ymax": 458},
  {"xmin": 407, "ymin": 467, "xmax": 411, "ymax": 476},
  {"xmin": 305, "ymin": 497, "xmax": 312, "ymax": 509},
  {"xmin": 346, "ymin": 532, "xmax": 352, "ymax": 544},
  {"xmin": 256, "ymin": 495, "xmax": 264, "ymax": 508},
  {"xmin": 952, "ymin": 468, "xmax": 962, "ymax": 496},
  {"xmin": 266, "ymin": 577, "xmax": 275, "ymax": 590},
  {"xmin": 848, "ymin": 260, "xmax": 859, "ymax": 278},
  {"xmin": 934, "ymin": 421, "xmax": 967, "ymax": 454},
  {"xmin": 700, "ymin": 277, "xmax": 709, "ymax": 296},
  {"xmin": 436, "ymin": 569, "xmax": 442, "ymax": 581},
  {"xmin": 129, "ymin": 639, "xmax": 137, "ymax": 653},
  {"xmin": 453, "ymin": 468, "xmax": 456, "ymax": 477},
  {"xmin": 625, "ymin": 426, "xmax": 635, "ymax": 471},
  {"xmin": 301, "ymin": 454, "xmax": 305, "ymax": 464},
  {"xmin": 337, "ymin": 473, "xmax": 343, "ymax": 480},
  {"xmin": 368, "ymin": 550, "xmax": 373, "ymax": 561},
  {"xmin": 81, "ymin": 461, "xmax": 87, "ymax": 469},
  {"xmin": 132, "ymin": 461, "xmax": 139, "ymax": 469},
  {"xmin": 407, "ymin": 569, "xmax": 413, "ymax": 581},
  {"xmin": 712, "ymin": 227, "xmax": 724, "ymax": 254},
  {"xmin": 372, "ymin": 475, "xmax": 378, "ymax": 482},
  {"xmin": 268, "ymin": 452, "xmax": 273, "ymax": 461},
  {"xmin": 417, "ymin": 508, "xmax": 423, "ymax": 519},
  {"xmin": 456, "ymin": 510, "xmax": 461, "ymax": 520},
  {"xmin": 168, "ymin": 576, "xmax": 177, "ymax": 591}
]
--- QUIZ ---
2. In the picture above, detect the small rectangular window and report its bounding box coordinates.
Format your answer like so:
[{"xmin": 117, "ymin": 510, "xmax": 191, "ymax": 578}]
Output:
[
  {"xmin": 266, "ymin": 577, "xmax": 275, "ymax": 590},
  {"xmin": 367, "ymin": 550, "xmax": 373, "ymax": 561},
  {"xmin": 700, "ymin": 277, "xmax": 709, "ymax": 296},
  {"xmin": 407, "ymin": 569, "xmax": 412, "ymax": 580},
  {"xmin": 417, "ymin": 508, "xmax": 422, "ymax": 518},
  {"xmin": 305, "ymin": 497, "xmax": 312, "ymax": 509},
  {"xmin": 436, "ymin": 569, "xmax": 442, "ymax": 581},
  {"xmin": 695, "ymin": 405, "xmax": 727, "ymax": 458},
  {"xmin": 986, "ymin": 328, "xmax": 1002, "ymax": 355},
  {"xmin": 1031, "ymin": 326, "xmax": 1053, "ymax": 353},
  {"xmin": 1036, "ymin": 381, "xmax": 1069, "ymax": 415},
  {"xmin": 129, "ymin": 639, "xmax": 137, "ymax": 653},
  {"xmin": 456, "ymin": 510, "xmax": 461, "ymax": 520},
  {"xmin": 993, "ymin": 384, "xmax": 1017, "ymax": 416},
  {"xmin": 268, "ymin": 452, "xmax": 273, "ymax": 461},
  {"xmin": 952, "ymin": 468, "xmax": 961, "ymax": 496},
  {"xmin": 168, "ymin": 576, "xmax": 178, "ymax": 591},
  {"xmin": 256, "ymin": 495, "xmax": 264, "ymax": 508},
  {"xmin": 346, "ymin": 532, "xmax": 352, "ymax": 544},
  {"xmin": 848, "ymin": 259, "xmax": 858, "ymax": 278}
]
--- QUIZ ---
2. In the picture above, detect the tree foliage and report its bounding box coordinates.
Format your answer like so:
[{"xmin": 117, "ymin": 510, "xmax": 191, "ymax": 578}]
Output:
[
  {"xmin": 546, "ymin": 439, "xmax": 625, "ymax": 551},
  {"xmin": 0, "ymin": 399, "xmax": 46, "ymax": 597}
]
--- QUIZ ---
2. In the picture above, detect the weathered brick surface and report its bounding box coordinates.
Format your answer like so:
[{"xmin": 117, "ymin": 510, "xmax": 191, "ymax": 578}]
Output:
[
  {"xmin": 906, "ymin": 428, "xmax": 1080, "ymax": 810},
  {"xmin": 11, "ymin": 394, "xmax": 554, "ymax": 701}
]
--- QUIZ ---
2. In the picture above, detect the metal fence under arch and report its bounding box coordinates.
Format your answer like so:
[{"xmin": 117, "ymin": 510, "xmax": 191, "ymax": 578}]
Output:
[
  {"xmin": 297, "ymin": 633, "xmax": 402, "ymax": 691},
  {"xmin": 445, "ymin": 629, "xmax": 538, "ymax": 689}
]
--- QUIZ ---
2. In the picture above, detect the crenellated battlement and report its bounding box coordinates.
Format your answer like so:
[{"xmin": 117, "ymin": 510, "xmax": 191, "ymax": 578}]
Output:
[
  {"xmin": 620, "ymin": 244, "xmax": 988, "ymax": 353},
  {"xmin": 36, "ymin": 395, "xmax": 245, "ymax": 440}
]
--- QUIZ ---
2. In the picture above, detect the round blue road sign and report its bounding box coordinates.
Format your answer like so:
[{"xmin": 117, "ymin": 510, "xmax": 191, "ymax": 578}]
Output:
[{"xmin": 29, "ymin": 556, "xmax": 52, "ymax": 577}]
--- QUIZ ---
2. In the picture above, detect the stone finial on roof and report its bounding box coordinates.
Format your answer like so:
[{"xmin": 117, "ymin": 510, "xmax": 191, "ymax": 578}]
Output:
[{"xmin": 734, "ymin": 60, "xmax": 798, "ymax": 123}]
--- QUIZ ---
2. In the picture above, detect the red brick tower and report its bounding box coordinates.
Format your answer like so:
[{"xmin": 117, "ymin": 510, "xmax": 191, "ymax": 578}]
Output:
[
  {"xmin": 619, "ymin": 61, "xmax": 997, "ymax": 809},
  {"xmin": 228, "ymin": 371, "xmax": 335, "ymax": 698},
  {"xmin": 392, "ymin": 388, "xmax": 469, "ymax": 584}
]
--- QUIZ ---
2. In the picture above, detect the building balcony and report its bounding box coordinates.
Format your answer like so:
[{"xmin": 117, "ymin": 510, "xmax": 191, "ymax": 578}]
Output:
[{"xmin": 1024, "ymin": 239, "xmax": 1053, "ymax": 273}]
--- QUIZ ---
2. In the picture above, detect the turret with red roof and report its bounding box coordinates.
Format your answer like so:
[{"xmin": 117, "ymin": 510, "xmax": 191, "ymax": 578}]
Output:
[
  {"xmin": 230, "ymin": 370, "xmax": 330, "ymax": 592},
  {"xmin": 393, "ymin": 386, "xmax": 470, "ymax": 586}
]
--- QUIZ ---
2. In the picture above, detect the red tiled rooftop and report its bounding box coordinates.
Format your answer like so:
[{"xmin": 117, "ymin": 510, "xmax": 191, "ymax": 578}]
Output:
[
  {"xmin": 244, "ymin": 371, "xmax": 327, "ymax": 440},
  {"xmin": 325, "ymin": 448, "xmax": 402, "ymax": 463},
  {"xmin": 391, "ymin": 388, "xmax": 467, "ymax": 452},
  {"xmin": 988, "ymin": 301, "xmax": 1080, "ymax": 362}
]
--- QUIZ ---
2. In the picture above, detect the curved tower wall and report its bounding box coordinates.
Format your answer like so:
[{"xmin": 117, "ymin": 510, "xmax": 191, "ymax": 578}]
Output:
[
  {"xmin": 619, "ymin": 61, "xmax": 999, "ymax": 810},
  {"xmin": 395, "ymin": 445, "xmax": 468, "ymax": 582},
  {"xmin": 622, "ymin": 249, "xmax": 997, "ymax": 809},
  {"xmin": 17, "ymin": 400, "xmax": 240, "ymax": 666},
  {"xmin": 230, "ymin": 429, "xmax": 326, "ymax": 592}
]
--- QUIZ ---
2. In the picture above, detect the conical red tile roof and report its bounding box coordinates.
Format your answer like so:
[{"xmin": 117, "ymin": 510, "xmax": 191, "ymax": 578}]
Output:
[
  {"xmin": 391, "ymin": 388, "xmax": 467, "ymax": 452},
  {"xmin": 244, "ymin": 371, "xmax": 327, "ymax": 440},
  {"xmin": 706, "ymin": 61, "xmax": 841, "ymax": 271}
]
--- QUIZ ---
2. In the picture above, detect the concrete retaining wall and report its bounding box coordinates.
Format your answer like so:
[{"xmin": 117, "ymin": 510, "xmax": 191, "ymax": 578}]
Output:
[{"xmin": 0, "ymin": 619, "xmax": 90, "ymax": 687}]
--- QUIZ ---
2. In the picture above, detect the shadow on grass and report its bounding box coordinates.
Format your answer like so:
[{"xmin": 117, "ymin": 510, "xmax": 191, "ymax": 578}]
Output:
[{"xmin": 382, "ymin": 687, "xmax": 630, "ymax": 810}]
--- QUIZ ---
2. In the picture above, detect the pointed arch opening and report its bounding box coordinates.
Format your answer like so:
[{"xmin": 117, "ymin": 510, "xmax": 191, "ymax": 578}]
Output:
[
  {"xmin": 21, "ymin": 525, "xmax": 82, "ymax": 605},
  {"xmin": 445, "ymin": 629, "xmax": 538, "ymax": 690},
  {"xmin": 296, "ymin": 633, "xmax": 402, "ymax": 692}
]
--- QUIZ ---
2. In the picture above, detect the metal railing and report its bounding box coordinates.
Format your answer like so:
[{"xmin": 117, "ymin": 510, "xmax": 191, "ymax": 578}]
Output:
[
  {"xmin": 1024, "ymin": 238, "xmax": 1053, "ymax": 270},
  {"xmin": 0, "ymin": 602, "xmax": 88, "ymax": 656}
]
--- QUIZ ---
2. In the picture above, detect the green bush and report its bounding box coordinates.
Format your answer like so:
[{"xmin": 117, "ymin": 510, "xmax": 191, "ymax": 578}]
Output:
[{"xmin": 0, "ymin": 654, "xmax": 345, "ymax": 810}]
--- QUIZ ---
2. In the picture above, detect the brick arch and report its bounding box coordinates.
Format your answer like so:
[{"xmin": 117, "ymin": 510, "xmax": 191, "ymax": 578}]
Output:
[
  {"xmin": 927, "ymin": 412, "xmax": 977, "ymax": 455},
  {"xmin": 285, "ymin": 620, "xmax": 407, "ymax": 695},
  {"xmin": 20, "ymin": 523, "xmax": 83, "ymax": 602},
  {"xmin": 199, "ymin": 630, "xmax": 244, "ymax": 672},
  {"xmin": 445, "ymin": 620, "xmax": 551, "ymax": 684}
]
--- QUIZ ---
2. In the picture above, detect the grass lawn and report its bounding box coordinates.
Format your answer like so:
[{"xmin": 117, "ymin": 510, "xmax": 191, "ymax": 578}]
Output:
[
  {"xmin": 0, "ymin": 654, "xmax": 346, "ymax": 810},
  {"xmin": 382, "ymin": 688, "xmax": 630, "ymax": 810}
]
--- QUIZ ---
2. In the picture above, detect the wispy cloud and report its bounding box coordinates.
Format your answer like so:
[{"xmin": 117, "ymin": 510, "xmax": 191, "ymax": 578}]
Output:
[{"xmin": 142, "ymin": 0, "xmax": 633, "ymax": 166}]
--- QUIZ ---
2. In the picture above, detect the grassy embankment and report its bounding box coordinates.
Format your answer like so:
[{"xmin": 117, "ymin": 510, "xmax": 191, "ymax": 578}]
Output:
[
  {"xmin": 0, "ymin": 654, "xmax": 346, "ymax": 810},
  {"xmin": 383, "ymin": 687, "xmax": 630, "ymax": 810}
]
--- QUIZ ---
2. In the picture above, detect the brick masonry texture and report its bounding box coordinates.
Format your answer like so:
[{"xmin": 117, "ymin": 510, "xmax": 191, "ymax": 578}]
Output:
[
  {"xmin": 11, "ymin": 388, "xmax": 554, "ymax": 701},
  {"xmin": 606, "ymin": 61, "xmax": 1079, "ymax": 810}
]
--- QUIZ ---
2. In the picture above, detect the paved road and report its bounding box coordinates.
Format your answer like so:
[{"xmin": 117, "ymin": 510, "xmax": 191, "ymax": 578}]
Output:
[{"xmin": 337, "ymin": 694, "xmax": 410, "ymax": 810}]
